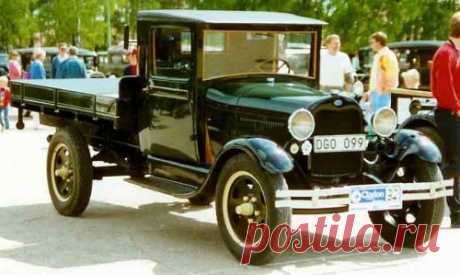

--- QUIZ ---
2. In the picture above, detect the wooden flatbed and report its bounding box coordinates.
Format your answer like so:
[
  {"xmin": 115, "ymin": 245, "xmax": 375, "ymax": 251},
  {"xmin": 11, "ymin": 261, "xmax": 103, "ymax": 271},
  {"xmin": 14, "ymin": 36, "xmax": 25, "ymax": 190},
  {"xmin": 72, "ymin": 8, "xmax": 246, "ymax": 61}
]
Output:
[{"xmin": 10, "ymin": 78, "xmax": 120, "ymax": 120}]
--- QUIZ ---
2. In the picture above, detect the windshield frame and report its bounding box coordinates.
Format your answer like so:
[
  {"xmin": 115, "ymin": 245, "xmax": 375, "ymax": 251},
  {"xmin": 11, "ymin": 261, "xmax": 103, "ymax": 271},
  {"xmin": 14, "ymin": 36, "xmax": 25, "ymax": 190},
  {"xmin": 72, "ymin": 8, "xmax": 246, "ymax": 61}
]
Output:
[{"xmin": 200, "ymin": 29, "xmax": 318, "ymax": 82}]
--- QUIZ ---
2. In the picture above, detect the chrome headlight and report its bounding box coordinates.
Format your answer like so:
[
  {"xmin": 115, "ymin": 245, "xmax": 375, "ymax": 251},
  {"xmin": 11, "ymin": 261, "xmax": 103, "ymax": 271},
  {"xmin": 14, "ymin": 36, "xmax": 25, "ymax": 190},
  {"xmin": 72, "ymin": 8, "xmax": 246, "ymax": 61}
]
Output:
[
  {"xmin": 372, "ymin": 107, "xmax": 397, "ymax": 137},
  {"xmin": 288, "ymin": 109, "xmax": 315, "ymax": 141}
]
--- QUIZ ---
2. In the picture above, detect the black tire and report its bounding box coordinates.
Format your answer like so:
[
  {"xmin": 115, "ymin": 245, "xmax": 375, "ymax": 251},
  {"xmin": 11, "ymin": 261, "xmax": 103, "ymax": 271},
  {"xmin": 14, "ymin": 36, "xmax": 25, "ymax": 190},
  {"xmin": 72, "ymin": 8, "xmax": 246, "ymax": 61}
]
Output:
[
  {"xmin": 188, "ymin": 193, "xmax": 213, "ymax": 206},
  {"xmin": 416, "ymin": 127, "xmax": 460, "ymax": 217},
  {"xmin": 369, "ymin": 160, "xmax": 444, "ymax": 248},
  {"xmin": 16, "ymin": 121, "xmax": 24, "ymax": 130},
  {"xmin": 47, "ymin": 127, "xmax": 93, "ymax": 217},
  {"xmin": 215, "ymin": 154, "xmax": 291, "ymax": 265}
]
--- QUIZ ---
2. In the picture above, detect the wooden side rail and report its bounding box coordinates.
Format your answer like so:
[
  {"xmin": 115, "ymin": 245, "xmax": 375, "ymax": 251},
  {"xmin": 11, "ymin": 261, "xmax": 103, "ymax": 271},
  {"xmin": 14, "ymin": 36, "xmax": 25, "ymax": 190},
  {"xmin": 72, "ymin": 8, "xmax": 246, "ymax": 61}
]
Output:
[{"xmin": 389, "ymin": 88, "xmax": 433, "ymax": 98}]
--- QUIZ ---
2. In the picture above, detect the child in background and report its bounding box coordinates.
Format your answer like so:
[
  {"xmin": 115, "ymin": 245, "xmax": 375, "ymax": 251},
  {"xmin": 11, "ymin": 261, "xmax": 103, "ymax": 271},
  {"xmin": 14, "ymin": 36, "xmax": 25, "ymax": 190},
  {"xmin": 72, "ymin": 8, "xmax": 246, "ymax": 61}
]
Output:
[{"xmin": 0, "ymin": 76, "xmax": 11, "ymax": 131}]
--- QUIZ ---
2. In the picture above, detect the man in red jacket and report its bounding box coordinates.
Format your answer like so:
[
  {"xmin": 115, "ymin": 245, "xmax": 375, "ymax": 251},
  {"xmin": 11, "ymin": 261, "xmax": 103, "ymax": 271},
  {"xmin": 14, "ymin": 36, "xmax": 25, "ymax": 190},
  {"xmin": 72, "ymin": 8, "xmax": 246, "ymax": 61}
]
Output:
[{"xmin": 432, "ymin": 11, "xmax": 460, "ymax": 227}]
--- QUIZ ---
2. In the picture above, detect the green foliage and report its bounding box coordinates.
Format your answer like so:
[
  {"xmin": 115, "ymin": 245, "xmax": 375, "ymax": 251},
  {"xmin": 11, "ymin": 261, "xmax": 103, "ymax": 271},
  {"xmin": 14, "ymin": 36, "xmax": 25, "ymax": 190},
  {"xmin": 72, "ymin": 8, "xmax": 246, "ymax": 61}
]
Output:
[
  {"xmin": 0, "ymin": 0, "xmax": 36, "ymax": 51},
  {"xmin": 0, "ymin": 0, "xmax": 457, "ymax": 52}
]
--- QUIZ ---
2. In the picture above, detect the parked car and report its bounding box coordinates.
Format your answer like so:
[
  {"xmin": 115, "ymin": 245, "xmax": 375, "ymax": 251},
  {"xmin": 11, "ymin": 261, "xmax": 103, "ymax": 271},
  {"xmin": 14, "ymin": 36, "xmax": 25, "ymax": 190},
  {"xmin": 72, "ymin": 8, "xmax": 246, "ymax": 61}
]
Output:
[
  {"xmin": 10, "ymin": 10, "xmax": 452, "ymax": 264},
  {"xmin": 358, "ymin": 40, "xmax": 443, "ymax": 91},
  {"xmin": 0, "ymin": 53, "xmax": 8, "ymax": 76},
  {"xmin": 97, "ymin": 46, "xmax": 128, "ymax": 77},
  {"xmin": 15, "ymin": 47, "xmax": 98, "ymax": 78}
]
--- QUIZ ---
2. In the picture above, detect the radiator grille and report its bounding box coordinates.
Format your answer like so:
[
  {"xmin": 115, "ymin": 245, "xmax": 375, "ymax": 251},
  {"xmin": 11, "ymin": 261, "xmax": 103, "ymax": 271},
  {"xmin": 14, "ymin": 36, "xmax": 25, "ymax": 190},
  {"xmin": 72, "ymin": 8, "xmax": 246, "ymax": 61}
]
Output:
[{"xmin": 310, "ymin": 105, "xmax": 363, "ymax": 177}]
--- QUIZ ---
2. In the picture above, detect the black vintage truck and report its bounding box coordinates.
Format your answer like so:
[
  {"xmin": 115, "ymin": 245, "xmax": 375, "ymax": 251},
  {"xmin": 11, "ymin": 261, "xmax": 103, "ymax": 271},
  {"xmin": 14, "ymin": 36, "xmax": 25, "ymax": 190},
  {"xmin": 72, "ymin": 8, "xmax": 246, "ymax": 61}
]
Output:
[{"xmin": 10, "ymin": 10, "xmax": 452, "ymax": 264}]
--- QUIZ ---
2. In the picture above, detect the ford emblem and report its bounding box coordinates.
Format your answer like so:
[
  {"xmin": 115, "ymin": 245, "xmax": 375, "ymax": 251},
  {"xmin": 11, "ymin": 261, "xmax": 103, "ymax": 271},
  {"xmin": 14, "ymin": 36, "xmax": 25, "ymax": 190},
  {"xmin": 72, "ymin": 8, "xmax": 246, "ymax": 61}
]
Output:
[{"xmin": 334, "ymin": 99, "xmax": 344, "ymax": 107}]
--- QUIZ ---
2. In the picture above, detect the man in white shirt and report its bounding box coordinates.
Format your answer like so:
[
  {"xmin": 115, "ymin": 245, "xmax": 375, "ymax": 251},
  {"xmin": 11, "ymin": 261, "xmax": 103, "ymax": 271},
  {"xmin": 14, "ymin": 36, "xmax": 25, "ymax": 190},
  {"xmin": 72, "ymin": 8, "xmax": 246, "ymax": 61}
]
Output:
[{"xmin": 320, "ymin": 34, "xmax": 354, "ymax": 91}]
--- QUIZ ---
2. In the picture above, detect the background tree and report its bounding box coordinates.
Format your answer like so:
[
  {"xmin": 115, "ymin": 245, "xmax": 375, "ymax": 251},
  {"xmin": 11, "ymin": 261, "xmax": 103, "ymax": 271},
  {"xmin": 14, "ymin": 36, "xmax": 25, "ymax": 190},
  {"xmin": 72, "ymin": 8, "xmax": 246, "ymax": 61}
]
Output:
[
  {"xmin": 0, "ymin": 0, "xmax": 36, "ymax": 51},
  {"xmin": 0, "ymin": 0, "xmax": 458, "ymax": 52}
]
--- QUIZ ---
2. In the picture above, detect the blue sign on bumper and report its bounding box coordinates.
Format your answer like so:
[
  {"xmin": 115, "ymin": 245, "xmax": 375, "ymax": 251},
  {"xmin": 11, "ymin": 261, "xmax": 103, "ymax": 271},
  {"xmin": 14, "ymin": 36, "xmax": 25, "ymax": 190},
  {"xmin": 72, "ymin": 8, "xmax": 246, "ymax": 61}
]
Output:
[{"xmin": 349, "ymin": 184, "xmax": 403, "ymax": 211}]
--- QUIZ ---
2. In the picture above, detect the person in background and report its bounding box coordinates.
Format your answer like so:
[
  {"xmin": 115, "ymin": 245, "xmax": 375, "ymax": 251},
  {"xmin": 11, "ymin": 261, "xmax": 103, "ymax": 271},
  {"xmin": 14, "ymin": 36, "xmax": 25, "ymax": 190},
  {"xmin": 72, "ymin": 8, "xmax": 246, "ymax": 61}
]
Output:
[
  {"xmin": 365, "ymin": 32, "xmax": 399, "ymax": 116},
  {"xmin": 52, "ymin": 43, "xmax": 68, "ymax": 78},
  {"xmin": 8, "ymin": 51, "xmax": 22, "ymax": 80},
  {"xmin": 0, "ymin": 76, "xmax": 11, "ymax": 131},
  {"xmin": 320, "ymin": 34, "xmax": 354, "ymax": 92},
  {"xmin": 351, "ymin": 51, "xmax": 361, "ymax": 72},
  {"xmin": 29, "ymin": 49, "xmax": 46, "ymax": 79},
  {"xmin": 123, "ymin": 48, "xmax": 138, "ymax": 76},
  {"xmin": 431, "ymin": 11, "xmax": 460, "ymax": 228},
  {"xmin": 401, "ymin": 69, "xmax": 420, "ymax": 89},
  {"xmin": 56, "ymin": 46, "xmax": 87, "ymax": 79}
]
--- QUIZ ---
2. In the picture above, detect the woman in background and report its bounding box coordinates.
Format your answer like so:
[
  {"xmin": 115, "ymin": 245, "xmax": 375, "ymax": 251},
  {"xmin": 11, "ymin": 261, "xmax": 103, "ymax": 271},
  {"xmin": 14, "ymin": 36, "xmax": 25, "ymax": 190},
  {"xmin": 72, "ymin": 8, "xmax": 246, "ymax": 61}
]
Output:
[{"xmin": 8, "ymin": 51, "xmax": 22, "ymax": 80}]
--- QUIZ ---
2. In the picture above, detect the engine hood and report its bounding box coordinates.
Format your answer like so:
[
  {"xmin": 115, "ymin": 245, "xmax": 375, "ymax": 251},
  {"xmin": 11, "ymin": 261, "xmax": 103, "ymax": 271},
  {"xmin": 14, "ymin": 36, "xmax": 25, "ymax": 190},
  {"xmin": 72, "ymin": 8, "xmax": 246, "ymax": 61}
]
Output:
[{"xmin": 209, "ymin": 78, "xmax": 357, "ymax": 114}]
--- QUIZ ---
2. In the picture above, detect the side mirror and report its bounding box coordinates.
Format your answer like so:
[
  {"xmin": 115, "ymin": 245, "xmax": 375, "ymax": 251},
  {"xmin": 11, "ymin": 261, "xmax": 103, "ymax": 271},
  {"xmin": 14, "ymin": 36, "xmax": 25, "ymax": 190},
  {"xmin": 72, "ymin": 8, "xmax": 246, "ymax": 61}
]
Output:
[{"xmin": 123, "ymin": 25, "xmax": 130, "ymax": 50}]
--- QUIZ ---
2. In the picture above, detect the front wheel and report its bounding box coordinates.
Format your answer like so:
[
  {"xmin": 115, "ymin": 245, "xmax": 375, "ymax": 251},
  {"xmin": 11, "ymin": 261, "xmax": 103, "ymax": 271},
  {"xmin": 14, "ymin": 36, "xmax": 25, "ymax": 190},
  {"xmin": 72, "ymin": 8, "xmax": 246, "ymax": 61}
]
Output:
[
  {"xmin": 47, "ymin": 127, "xmax": 93, "ymax": 217},
  {"xmin": 369, "ymin": 159, "xmax": 444, "ymax": 248},
  {"xmin": 216, "ymin": 154, "xmax": 291, "ymax": 265}
]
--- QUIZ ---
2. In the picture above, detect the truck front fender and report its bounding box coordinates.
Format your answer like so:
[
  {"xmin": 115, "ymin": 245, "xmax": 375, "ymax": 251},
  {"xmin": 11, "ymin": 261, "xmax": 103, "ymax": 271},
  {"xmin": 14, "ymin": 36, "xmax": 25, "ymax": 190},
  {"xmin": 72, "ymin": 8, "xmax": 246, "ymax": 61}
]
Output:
[
  {"xmin": 197, "ymin": 138, "xmax": 294, "ymax": 200},
  {"xmin": 218, "ymin": 138, "xmax": 294, "ymax": 174},
  {"xmin": 389, "ymin": 129, "xmax": 442, "ymax": 164}
]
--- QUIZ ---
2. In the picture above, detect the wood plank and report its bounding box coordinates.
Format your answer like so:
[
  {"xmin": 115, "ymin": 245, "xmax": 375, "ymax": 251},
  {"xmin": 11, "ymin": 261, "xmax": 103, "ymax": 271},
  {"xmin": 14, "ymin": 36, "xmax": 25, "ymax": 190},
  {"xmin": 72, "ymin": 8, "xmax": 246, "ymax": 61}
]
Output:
[{"xmin": 389, "ymin": 88, "xmax": 433, "ymax": 98}]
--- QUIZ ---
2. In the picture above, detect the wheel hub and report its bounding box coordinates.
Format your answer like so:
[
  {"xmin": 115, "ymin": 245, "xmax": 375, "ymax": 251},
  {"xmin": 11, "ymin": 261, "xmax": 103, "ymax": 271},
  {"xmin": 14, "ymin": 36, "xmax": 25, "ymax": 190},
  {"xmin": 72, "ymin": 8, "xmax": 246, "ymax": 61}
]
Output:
[
  {"xmin": 235, "ymin": 202, "xmax": 255, "ymax": 217},
  {"xmin": 234, "ymin": 195, "xmax": 262, "ymax": 222},
  {"xmin": 55, "ymin": 162, "xmax": 73, "ymax": 180}
]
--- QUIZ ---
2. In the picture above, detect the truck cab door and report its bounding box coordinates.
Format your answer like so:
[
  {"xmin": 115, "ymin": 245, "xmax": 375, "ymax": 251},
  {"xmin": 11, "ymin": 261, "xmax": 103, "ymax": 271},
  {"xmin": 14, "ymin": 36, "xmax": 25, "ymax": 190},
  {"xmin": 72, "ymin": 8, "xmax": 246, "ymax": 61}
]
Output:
[{"xmin": 138, "ymin": 26, "xmax": 198, "ymax": 164}]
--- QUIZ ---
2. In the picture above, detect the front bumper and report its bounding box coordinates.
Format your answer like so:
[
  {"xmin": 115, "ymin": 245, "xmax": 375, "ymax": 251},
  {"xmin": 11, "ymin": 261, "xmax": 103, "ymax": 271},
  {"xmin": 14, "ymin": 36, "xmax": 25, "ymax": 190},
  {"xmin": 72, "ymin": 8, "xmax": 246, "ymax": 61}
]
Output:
[{"xmin": 276, "ymin": 179, "xmax": 453, "ymax": 211}]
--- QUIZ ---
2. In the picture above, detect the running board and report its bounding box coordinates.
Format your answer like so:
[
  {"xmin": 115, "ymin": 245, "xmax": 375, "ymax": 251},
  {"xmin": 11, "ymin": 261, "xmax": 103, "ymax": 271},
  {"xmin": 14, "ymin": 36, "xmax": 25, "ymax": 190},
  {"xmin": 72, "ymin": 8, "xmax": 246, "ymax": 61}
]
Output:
[{"xmin": 125, "ymin": 176, "xmax": 199, "ymax": 199}]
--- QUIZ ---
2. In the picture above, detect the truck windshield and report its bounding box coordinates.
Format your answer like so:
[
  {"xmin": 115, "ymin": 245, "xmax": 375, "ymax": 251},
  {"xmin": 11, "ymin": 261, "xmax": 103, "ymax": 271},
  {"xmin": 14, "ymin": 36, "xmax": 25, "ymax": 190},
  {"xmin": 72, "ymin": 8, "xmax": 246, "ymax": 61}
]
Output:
[{"xmin": 202, "ymin": 30, "xmax": 316, "ymax": 80}]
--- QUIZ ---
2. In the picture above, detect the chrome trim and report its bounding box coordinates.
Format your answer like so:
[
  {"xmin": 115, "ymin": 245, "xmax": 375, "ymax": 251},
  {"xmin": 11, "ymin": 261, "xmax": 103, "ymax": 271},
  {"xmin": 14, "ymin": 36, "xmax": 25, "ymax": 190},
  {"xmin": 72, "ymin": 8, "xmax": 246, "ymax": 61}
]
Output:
[
  {"xmin": 287, "ymin": 108, "xmax": 315, "ymax": 141},
  {"xmin": 275, "ymin": 179, "xmax": 453, "ymax": 209},
  {"xmin": 372, "ymin": 107, "xmax": 397, "ymax": 138}
]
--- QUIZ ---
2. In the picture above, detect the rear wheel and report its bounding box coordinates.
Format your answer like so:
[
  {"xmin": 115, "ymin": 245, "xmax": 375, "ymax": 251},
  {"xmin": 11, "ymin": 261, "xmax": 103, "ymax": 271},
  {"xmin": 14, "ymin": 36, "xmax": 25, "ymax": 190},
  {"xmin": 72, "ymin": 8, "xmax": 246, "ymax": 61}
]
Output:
[
  {"xmin": 47, "ymin": 127, "xmax": 93, "ymax": 217},
  {"xmin": 369, "ymin": 159, "xmax": 444, "ymax": 248},
  {"xmin": 216, "ymin": 154, "xmax": 291, "ymax": 265}
]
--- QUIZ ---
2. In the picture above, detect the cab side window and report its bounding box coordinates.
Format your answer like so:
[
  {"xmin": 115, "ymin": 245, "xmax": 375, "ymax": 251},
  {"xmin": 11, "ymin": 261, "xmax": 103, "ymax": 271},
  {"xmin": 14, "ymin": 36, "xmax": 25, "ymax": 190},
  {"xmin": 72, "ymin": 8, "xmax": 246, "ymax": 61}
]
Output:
[{"xmin": 152, "ymin": 27, "xmax": 192, "ymax": 80}]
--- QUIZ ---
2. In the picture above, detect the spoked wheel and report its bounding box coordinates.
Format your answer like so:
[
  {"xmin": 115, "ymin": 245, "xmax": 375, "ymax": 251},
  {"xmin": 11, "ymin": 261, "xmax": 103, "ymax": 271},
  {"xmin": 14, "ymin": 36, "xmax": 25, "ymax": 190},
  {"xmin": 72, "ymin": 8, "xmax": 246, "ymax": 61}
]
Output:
[
  {"xmin": 369, "ymin": 159, "xmax": 444, "ymax": 248},
  {"xmin": 47, "ymin": 127, "xmax": 93, "ymax": 217},
  {"xmin": 50, "ymin": 144, "xmax": 74, "ymax": 201},
  {"xmin": 216, "ymin": 154, "xmax": 291, "ymax": 265},
  {"xmin": 223, "ymin": 171, "xmax": 268, "ymax": 240}
]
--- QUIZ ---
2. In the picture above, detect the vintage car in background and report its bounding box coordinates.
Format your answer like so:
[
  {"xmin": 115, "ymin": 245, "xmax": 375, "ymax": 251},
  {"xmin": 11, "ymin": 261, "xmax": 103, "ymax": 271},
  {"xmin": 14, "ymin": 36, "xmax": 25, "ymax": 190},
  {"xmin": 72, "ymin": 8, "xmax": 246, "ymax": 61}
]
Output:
[
  {"xmin": 0, "ymin": 52, "xmax": 8, "ymax": 76},
  {"xmin": 358, "ymin": 40, "xmax": 443, "ymax": 91},
  {"xmin": 97, "ymin": 46, "xmax": 128, "ymax": 77},
  {"xmin": 10, "ymin": 10, "xmax": 452, "ymax": 264},
  {"xmin": 15, "ymin": 47, "xmax": 98, "ymax": 78}
]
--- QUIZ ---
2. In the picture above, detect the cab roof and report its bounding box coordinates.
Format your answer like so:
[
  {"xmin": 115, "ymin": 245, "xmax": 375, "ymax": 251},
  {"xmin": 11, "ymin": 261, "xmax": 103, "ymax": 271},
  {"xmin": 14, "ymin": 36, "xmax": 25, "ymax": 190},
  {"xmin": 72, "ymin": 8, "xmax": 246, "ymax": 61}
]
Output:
[{"xmin": 138, "ymin": 10, "xmax": 327, "ymax": 26}]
